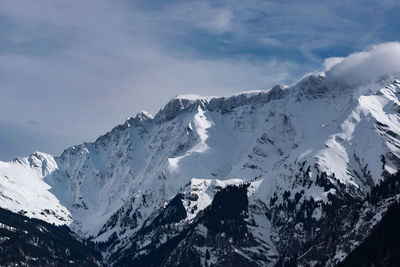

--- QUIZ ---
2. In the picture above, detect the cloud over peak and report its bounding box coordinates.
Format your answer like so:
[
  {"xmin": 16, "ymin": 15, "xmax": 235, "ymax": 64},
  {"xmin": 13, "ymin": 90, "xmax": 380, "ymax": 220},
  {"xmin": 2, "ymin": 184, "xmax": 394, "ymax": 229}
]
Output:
[{"xmin": 324, "ymin": 42, "xmax": 400, "ymax": 88}]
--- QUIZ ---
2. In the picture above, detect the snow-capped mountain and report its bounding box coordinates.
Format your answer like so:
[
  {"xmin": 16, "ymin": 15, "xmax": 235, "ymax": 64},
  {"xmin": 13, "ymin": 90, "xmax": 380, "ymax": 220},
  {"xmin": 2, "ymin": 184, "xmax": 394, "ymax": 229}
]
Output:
[{"xmin": 2, "ymin": 72, "xmax": 400, "ymax": 266}]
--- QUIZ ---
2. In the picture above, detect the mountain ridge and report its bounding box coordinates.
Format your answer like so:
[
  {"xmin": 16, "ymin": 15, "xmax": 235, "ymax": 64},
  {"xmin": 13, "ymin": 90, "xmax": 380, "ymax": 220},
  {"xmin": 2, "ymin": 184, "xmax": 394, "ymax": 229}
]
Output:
[{"xmin": 2, "ymin": 72, "xmax": 400, "ymax": 265}]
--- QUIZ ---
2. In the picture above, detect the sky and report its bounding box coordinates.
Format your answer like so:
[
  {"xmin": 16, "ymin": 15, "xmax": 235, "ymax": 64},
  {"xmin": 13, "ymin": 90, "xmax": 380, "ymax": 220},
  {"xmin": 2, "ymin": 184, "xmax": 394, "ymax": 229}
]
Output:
[{"xmin": 0, "ymin": 0, "xmax": 400, "ymax": 161}]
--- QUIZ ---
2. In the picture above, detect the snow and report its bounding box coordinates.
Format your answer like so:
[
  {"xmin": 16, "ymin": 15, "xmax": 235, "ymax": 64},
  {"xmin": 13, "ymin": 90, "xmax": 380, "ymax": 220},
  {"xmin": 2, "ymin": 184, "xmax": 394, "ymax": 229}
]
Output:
[
  {"xmin": 182, "ymin": 178, "xmax": 250, "ymax": 221},
  {"xmin": 174, "ymin": 94, "xmax": 213, "ymax": 101},
  {"xmin": 168, "ymin": 106, "xmax": 212, "ymax": 173},
  {"xmin": 0, "ymin": 222, "xmax": 17, "ymax": 232}
]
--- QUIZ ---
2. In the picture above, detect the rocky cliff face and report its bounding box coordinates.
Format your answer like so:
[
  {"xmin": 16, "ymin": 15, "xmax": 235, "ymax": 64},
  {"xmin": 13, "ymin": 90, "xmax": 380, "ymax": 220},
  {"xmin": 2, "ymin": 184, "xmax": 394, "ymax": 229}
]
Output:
[{"xmin": 2, "ymin": 73, "xmax": 400, "ymax": 266}]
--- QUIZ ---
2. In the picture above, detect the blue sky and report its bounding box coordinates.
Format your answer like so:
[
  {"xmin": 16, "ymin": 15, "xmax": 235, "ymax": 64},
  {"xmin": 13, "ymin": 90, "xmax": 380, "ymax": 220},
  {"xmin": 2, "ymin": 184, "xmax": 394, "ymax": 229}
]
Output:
[{"xmin": 0, "ymin": 0, "xmax": 400, "ymax": 160}]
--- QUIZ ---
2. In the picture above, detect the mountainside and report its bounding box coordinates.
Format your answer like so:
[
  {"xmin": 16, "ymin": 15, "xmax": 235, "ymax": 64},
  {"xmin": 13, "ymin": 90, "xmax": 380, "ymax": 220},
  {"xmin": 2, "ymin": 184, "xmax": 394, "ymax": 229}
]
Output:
[
  {"xmin": 2, "ymin": 73, "xmax": 400, "ymax": 266},
  {"xmin": 338, "ymin": 197, "xmax": 400, "ymax": 267},
  {"xmin": 0, "ymin": 206, "xmax": 99, "ymax": 266}
]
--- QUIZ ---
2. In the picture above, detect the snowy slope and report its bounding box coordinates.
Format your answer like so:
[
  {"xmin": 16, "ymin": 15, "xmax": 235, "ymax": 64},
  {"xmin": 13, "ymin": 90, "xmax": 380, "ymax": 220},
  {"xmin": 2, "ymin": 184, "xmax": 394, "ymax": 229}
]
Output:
[
  {"xmin": 0, "ymin": 152, "xmax": 71, "ymax": 225},
  {"xmin": 1, "ymin": 73, "xmax": 400, "ymax": 265}
]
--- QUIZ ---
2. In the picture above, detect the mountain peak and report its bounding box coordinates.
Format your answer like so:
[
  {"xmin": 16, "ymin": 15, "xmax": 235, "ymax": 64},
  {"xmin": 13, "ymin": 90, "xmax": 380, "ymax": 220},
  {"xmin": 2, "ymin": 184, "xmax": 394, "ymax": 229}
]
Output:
[
  {"xmin": 154, "ymin": 96, "xmax": 207, "ymax": 122},
  {"xmin": 126, "ymin": 111, "xmax": 154, "ymax": 126}
]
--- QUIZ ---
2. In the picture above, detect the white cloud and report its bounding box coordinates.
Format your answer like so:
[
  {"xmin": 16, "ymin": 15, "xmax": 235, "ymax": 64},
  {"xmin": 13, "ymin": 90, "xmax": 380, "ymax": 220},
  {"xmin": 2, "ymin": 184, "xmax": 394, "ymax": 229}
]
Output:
[
  {"xmin": 324, "ymin": 42, "xmax": 400, "ymax": 88},
  {"xmin": 323, "ymin": 57, "xmax": 344, "ymax": 71}
]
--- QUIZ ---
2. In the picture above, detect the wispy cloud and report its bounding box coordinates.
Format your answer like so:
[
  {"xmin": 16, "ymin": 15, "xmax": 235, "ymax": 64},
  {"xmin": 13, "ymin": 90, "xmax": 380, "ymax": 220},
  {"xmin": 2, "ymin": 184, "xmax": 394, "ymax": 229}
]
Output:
[{"xmin": 165, "ymin": 2, "xmax": 234, "ymax": 33}]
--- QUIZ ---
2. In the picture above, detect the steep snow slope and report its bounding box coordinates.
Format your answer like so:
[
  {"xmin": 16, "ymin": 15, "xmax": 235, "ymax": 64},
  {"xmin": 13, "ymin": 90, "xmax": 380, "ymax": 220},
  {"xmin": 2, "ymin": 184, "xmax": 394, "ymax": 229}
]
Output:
[{"xmin": 1, "ymin": 74, "xmax": 400, "ymax": 265}]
